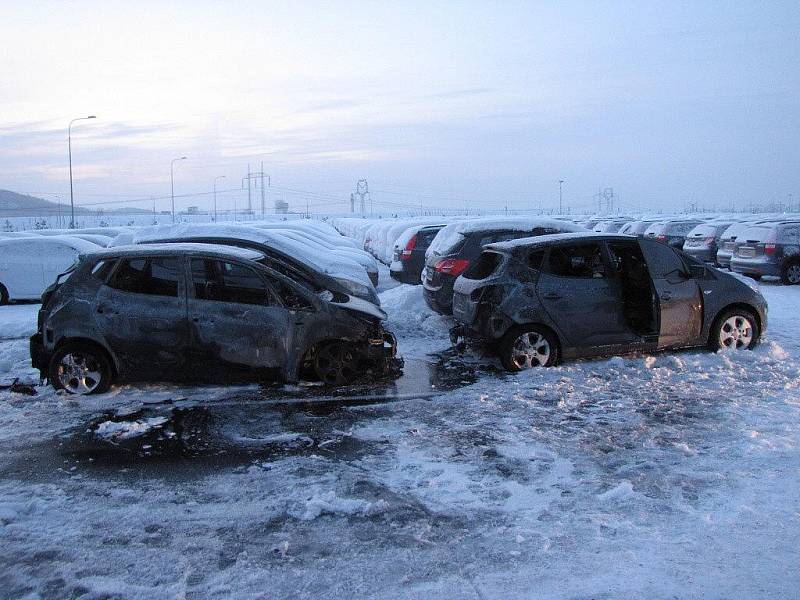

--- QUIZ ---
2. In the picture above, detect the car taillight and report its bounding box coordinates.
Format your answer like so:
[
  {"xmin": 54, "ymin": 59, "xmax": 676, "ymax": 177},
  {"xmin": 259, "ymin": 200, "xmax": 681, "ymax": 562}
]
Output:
[
  {"xmin": 704, "ymin": 236, "xmax": 715, "ymax": 245},
  {"xmin": 434, "ymin": 258, "xmax": 470, "ymax": 276},
  {"xmin": 656, "ymin": 235, "xmax": 667, "ymax": 242},
  {"xmin": 401, "ymin": 234, "xmax": 417, "ymax": 261},
  {"xmin": 764, "ymin": 243, "xmax": 776, "ymax": 255}
]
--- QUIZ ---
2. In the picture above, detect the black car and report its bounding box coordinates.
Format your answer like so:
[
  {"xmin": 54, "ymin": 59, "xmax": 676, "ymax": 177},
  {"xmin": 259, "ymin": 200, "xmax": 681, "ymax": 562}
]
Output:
[
  {"xmin": 389, "ymin": 224, "xmax": 445, "ymax": 284},
  {"xmin": 422, "ymin": 218, "xmax": 584, "ymax": 314},
  {"xmin": 30, "ymin": 243, "xmax": 398, "ymax": 394},
  {"xmin": 451, "ymin": 233, "xmax": 767, "ymax": 370}
]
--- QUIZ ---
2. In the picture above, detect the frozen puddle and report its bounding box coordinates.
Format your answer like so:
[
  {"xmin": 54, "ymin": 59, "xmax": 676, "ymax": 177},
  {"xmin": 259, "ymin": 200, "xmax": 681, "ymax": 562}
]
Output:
[{"xmin": 47, "ymin": 355, "xmax": 491, "ymax": 470}]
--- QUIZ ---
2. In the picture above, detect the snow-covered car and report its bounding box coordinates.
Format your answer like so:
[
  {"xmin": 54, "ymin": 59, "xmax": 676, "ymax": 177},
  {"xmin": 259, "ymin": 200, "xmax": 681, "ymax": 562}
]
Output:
[
  {"xmin": 110, "ymin": 224, "xmax": 380, "ymax": 306},
  {"xmin": 390, "ymin": 223, "xmax": 445, "ymax": 284},
  {"xmin": 30, "ymin": 243, "xmax": 400, "ymax": 394},
  {"xmin": 0, "ymin": 236, "xmax": 100, "ymax": 305},
  {"xmin": 451, "ymin": 233, "xmax": 767, "ymax": 369}
]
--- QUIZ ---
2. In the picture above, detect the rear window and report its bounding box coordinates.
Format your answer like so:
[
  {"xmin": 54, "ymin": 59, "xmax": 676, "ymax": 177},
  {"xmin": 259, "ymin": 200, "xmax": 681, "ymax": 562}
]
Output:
[
  {"xmin": 427, "ymin": 230, "xmax": 465, "ymax": 256},
  {"xmin": 463, "ymin": 251, "xmax": 503, "ymax": 280},
  {"xmin": 741, "ymin": 226, "xmax": 776, "ymax": 243},
  {"xmin": 779, "ymin": 226, "xmax": 800, "ymax": 243},
  {"xmin": 90, "ymin": 259, "xmax": 118, "ymax": 282},
  {"xmin": 688, "ymin": 224, "xmax": 716, "ymax": 237}
]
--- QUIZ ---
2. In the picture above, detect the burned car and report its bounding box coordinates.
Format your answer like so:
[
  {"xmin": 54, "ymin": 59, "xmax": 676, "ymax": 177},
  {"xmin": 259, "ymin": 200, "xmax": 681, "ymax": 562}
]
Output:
[
  {"xmin": 451, "ymin": 233, "xmax": 767, "ymax": 370},
  {"xmin": 30, "ymin": 243, "xmax": 398, "ymax": 394}
]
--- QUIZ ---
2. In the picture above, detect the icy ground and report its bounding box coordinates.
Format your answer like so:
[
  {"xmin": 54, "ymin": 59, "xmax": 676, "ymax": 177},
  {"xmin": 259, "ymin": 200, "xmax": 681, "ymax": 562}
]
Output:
[{"xmin": 1, "ymin": 273, "xmax": 799, "ymax": 599}]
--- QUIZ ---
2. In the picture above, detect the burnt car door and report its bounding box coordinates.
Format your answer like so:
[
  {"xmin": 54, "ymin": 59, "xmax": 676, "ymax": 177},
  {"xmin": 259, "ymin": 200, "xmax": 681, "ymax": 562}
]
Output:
[
  {"xmin": 639, "ymin": 239, "xmax": 702, "ymax": 348},
  {"xmin": 536, "ymin": 242, "xmax": 636, "ymax": 350},
  {"xmin": 187, "ymin": 257, "xmax": 299, "ymax": 379},
  {"xmin": 94, "ymin": 256, "xmax": 189, "ymax": 377}
]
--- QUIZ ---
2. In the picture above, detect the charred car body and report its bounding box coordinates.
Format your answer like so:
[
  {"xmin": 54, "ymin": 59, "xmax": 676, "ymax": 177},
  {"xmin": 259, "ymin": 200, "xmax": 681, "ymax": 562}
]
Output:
[
  {"xmin": 30, "ymin": 244, "xmax": 399, "ymax": 395},
  {"xmin": 422, "ymin": 218, "xmax": 586, "ymax": 315},
  {"xmin": 451, "ymin": 233, "xmax": 767, "ymax": 370}
]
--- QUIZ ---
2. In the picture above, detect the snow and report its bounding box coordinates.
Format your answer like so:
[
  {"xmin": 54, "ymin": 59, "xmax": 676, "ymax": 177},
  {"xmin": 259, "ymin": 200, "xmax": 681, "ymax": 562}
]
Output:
[{"xmin": 0, "ymin": 275, "xmax": 799, "ymax": 597}]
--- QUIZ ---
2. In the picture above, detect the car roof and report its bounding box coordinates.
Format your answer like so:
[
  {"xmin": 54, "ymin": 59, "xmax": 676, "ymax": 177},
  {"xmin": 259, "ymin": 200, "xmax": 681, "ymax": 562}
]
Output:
[
  {"xmin": 486, "ymin": 231, "xmax": 629, "ymax": 252},
  {"xmin": 82, "ymin": 242, "xmax": 265, "ymax": 261}
]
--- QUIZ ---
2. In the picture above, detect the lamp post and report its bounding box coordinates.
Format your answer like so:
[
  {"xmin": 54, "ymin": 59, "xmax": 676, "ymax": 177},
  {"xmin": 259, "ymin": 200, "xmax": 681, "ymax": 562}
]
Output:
[
  {"xmin": 68, "ymin": 115, "xmax": 97, "ymax": 228},
  {"xmin": 213, "ymin": 175, "xmax": 226, "ymax": 222},
  {"xmin": 558, "ymin": 179, "xmax": 564, "ymax": 215},
  {"xmin": 170, "ymin": 156, "xmax": 187, "ymax": 223}
]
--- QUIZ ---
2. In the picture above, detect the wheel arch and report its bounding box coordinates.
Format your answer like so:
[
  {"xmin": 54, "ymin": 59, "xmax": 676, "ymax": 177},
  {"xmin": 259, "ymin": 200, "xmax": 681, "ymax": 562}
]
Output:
[
  {"xmin": 712, "ymin": 302, "xmax": 762, "ymax": 334},
  {"xmin": 504, "ymin": 321, "xmax": 563, "ymax": 355},
  {"xmin": 54, "ymin": 337, "xmax": 119, "ymax": 377},
  {"xmin": 0, "ymin": 281, "xmax": 8, "ymax": 304}
]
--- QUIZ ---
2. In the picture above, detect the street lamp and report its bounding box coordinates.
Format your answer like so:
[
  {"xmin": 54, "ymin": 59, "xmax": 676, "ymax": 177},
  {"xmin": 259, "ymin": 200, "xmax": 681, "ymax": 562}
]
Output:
[
  {"xmin": 68, "ymin": 115, "xmax": 97, "ymax": 228},
  {"xmin": 170, "ymin": 156, "xmax": 187, "ymax": 223},
  {"xmin": 558, "ymin": 179, "xmax": 564, "ymax": 215},
  {"xmin": 213, "ymin": 175, "xmax": 226, "ymax": 222}
]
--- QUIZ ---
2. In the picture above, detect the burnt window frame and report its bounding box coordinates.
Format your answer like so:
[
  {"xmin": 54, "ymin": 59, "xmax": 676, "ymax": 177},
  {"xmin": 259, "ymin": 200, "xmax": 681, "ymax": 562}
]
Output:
[
  {"xmin": 104, "ymin": 255, "xmax": 183, "ymax": 298},
  {"xmin": 541, "ymin": 242, "xmax": 610, "ymax": 280}
]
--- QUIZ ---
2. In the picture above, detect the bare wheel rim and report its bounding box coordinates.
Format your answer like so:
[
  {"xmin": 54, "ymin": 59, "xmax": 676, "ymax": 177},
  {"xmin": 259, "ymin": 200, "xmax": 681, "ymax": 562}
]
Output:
[
  {"xmin": 787, "ymin": 265, "xmax": 800, "ymax": 284},
  {"xmin": 315, "ymin": 343, "xmax": 359, "ymax": 385},
  {"xmin": 510, "ymin": 331, "xmax": 551, "ymax": 369},
  {"xmin": 57, "ymin": 352, "xmax": 103, "ymax": 394},
  {"xmin": 718, "ymin": 315, "xmax": 754, "ymax": 350}
]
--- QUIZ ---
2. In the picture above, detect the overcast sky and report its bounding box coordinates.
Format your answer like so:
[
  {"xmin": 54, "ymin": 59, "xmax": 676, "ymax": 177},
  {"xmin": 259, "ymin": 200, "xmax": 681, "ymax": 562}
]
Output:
[{"xmin": 1, "ymin": 1, "xmax": 798, "ymax": 215}]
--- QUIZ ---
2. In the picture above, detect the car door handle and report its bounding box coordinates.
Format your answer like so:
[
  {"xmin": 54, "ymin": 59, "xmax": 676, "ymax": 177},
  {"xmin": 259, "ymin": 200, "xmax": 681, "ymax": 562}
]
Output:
[{"xmin": 542, "ymin": 292, "xmax": 562, "ymax": 300}]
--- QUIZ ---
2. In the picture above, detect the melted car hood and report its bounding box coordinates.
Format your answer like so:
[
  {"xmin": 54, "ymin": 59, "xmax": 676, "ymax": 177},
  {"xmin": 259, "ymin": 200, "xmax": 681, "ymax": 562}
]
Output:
[{"xmin": 334, "ymin": 295, "xmax": 387, "ymax": 320}]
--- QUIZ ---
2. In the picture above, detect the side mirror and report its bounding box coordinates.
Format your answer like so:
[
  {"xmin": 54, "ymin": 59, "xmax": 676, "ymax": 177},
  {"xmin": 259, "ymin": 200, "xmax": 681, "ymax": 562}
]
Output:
[{"xmin": 690, "ymin": 264, "xmax": 707, "ymax": 279}]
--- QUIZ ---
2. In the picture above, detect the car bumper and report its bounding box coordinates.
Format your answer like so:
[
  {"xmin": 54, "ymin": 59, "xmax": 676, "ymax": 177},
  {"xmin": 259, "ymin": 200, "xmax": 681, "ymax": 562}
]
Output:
[
  {"xmin": 730, "ymin": 257, "xmax": 781, "ymax": 277},
  {"xmin": 716, "ymin": 250, "xmax": 733, "ymax": 268},
  {"xmin": 29, "ymin": 333, "xmax": 49, "ymax": 378},
  {"xmin": 684, "ymin": 247, "xmax": 716, "ymax": 263},
  {"xmin": 389, "ymin": 262, "xmax": 422, "ymax": 285},
  {"xmin": 422, "ymin": 286, "xmax": 453, "ymax": 314}
]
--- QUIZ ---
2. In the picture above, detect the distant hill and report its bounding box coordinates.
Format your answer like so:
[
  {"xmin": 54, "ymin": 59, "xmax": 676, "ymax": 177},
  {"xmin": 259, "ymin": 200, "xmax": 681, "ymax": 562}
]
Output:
[{"xmin": 0, "ymin": 189, "xmax": 149, "ymax": 216}]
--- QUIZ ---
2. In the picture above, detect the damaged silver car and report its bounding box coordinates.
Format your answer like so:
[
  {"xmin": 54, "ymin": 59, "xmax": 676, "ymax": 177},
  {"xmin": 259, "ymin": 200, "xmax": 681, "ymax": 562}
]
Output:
[
  {"xmin": 30, "ymin": 243, "xmax": 399, "ymax": 394},
  {"xmin": 451, "ymin": 232, "xmax": 767, "ymax": 370}
]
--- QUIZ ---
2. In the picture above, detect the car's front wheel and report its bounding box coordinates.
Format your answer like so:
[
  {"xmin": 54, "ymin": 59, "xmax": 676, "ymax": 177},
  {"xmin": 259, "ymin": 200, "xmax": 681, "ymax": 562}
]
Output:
[
  {"xmin": 48, "ymin": 343, "xmax": 113, "ymax": 395},
  {"xmin": 781, "ymin": 260, "xmax": 800, "ymax": 285},
  {"xmin": 499, "ymin": 325, "xmax": 559, "ymax": 371},
  {"xmin": 313, "ymin": 341, "xmax": 360, "ymax": 385},
  {"xmin": 709, "ymin": 309, "xmax": 760, "ymax": 351}
]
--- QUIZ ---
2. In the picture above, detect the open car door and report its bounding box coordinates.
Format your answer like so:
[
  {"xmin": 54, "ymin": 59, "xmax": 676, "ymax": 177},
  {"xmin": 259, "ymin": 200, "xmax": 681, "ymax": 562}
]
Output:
[{"xmin": 639, "ymin": 239, "xmax": 702, "ymax": 349}]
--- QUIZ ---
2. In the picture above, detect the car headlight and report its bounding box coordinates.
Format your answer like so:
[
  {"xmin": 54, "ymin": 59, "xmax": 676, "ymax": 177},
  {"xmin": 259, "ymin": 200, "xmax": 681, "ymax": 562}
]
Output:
[{"xmin": 334, "ymin": 277, "xmax": 380, "ymax": 305}]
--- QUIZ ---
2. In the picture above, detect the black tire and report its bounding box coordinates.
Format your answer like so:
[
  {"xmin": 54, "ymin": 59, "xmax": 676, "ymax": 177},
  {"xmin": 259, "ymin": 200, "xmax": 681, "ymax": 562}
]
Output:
[
  {"xmin": 48, "ymin": 342, "xmax": 113, "ymax": 395},
  {"xmin": 499, "ymin": 325, "xmax": 559, "ymax": 371},
  {"xmin": 0, "ymin": 283, "xmax": 8, "ymax": 306},
  {"xmin": 781, "ymin": 260, "xmax": 800, "ymax": 285},
  {"xmin": 708, "ymin": 308, "xmax": 760, "ymax": 351},
  {"xmin": 313, "ymin": 341, "xmax": 361, "ymax": 385}
]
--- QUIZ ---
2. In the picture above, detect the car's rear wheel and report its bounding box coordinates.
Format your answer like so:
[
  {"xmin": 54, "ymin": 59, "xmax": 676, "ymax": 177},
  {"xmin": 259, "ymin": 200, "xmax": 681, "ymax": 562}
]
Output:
[
  {"xmin": 709, "ymin": 309, "xmax": 760, "ymax": 351},
  {"xmin": 499, "ymin": 325, "xmax": 559, "ymax": 371},
  {"xmin": 313, "ymin": 341, "xmax": 360, "ymax": 385},
  {"xmin": 48, "ymin": 343, "xmax": 113, "ymax": 395},
  {"xmin": 781, "ymin": 260, "xmax": 800, "ymax": 285},
  {"xmin": 0, "ymin": 283, "xmax": 8, "ymax": 306}
]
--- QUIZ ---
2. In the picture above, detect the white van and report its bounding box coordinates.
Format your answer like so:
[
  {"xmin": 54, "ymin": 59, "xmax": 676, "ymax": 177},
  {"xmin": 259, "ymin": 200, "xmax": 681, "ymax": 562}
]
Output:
[{"xmin": 0, "ymin": 236, "xmax": 99, "ymax": 304}]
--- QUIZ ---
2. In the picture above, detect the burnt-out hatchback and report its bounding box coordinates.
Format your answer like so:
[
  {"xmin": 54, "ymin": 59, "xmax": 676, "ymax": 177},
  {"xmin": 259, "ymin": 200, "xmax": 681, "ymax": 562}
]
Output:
[
  {"xmin": 30, "ymin": 243, "xmax": 399, "ymax": 394},
  {"xmin": 451, "ymin": 233, "xmax": 767, "ymax": 370}
]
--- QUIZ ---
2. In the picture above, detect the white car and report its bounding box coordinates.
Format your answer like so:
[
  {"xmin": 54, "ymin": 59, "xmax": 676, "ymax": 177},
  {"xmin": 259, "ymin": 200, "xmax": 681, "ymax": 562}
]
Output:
[{"xmin": 0, "ymin": 236, "xmax": 100, "ymax": 304}]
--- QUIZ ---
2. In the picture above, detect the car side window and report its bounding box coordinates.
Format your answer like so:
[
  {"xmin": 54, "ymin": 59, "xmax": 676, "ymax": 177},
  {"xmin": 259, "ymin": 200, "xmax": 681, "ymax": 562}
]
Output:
[
  {"xmin": 527, "ymin": 250, "xmax": 545, "ymax": 271},
  {"xmin": 90, "ymin": 259, "xmax": 117, "ymax": 282},
  {"xmin": 191, "ymin": 258, "xmax": 274, "ymax": 306},
  {"xmin": 107, "ymin": 257, "xmax": 181, "ymax": 297},
  {"xmin": 545, "ymin": 244, "xmax": 606, "ymax": 278},
  {"xmin": 267, "ymin": 276, "xmax": 314, "ymax": 310},
  {"xmin": 640, "ymin": 240, "xmax": 687, "ymax": 279}
]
